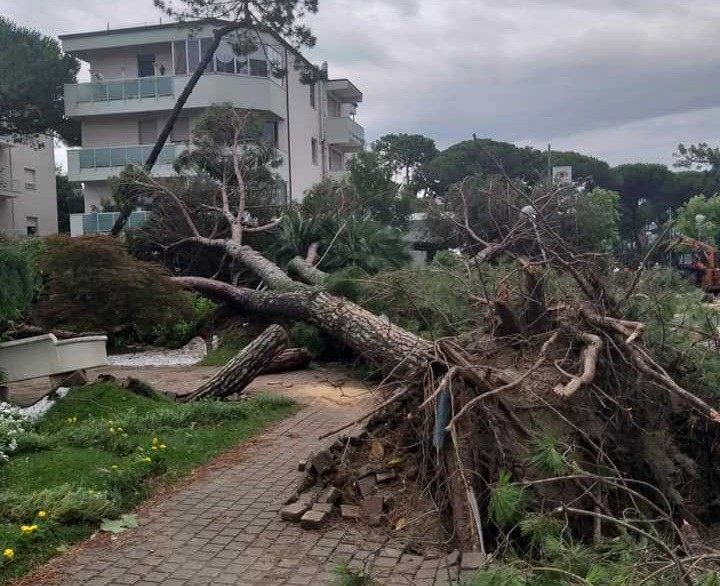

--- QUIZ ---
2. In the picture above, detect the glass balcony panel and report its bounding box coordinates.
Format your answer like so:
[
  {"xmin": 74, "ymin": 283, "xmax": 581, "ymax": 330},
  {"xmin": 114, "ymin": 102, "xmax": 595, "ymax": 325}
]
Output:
[
  {"xmin": 82, "ymin": 214, "xmax": 99, "ymax": 234},
  {"xmin": 92, "ymin": 83, "xmax": 108, "ymax": 102},
  {"xmin": 107, "ymin": 81, "xmax": 124, "ymax": 100},
  {"xmin": 76, "ymin": 85, "xmax": 93, "ymax": 103},
  {"xmin": 157, "ymin": 145, "xmax": 176, "ymax": 164},
  {"xmin": 78, "ymin": 150, "xmax": 95, "ymax": 169},
  {"xmin": 97, "ymin": 213, "xmax": 118, "ymax": 232},
  {"xmin": 157, "ymin": 76, "xmax": 173, "ymax": 96},
  {"xmin": 126, "ymin": 147, "xmax": 143, "ymax": 165},
  {"xmin": 110, "ymin": 148, "xmax": 126, "ymax": 167},
  {"xmin": 124, "ymin": 80, "xmax": 139, "ymax": 99},
  {"xmin": 94, "ymin": 149, "xmax": 111, "ymax": 167},
  {"xmin": 139, "ymin": 78, "xmax": 156, "ymax": 98}
]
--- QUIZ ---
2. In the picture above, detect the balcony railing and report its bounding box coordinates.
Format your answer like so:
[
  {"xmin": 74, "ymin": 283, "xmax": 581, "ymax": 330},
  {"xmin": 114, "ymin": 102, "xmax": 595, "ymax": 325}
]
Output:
[
  {"xmin": 0, "ymin": 177, "xmax": 21, "ymax": 197},
  {"xmin": 326, "ymin": 116, "xmax": 365, "ymax": 147},
  {"xmin": 72, "ymin": 211, "xmax": 151, "ymax": 236},
  {"xmin": 75, "ymin": 76, "xmax": 174, "ymax": 103},
  {"xmin": 76, "ymin": 144, "xmax": 179, "ymax": 169}
]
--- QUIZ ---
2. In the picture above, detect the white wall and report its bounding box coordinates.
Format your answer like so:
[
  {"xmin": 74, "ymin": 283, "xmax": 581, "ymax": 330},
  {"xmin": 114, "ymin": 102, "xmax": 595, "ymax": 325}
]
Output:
[
  {"xmin": 0, "ymin": 141, "xmax": 58, "ymax": 237},
  {"xmin": 87, "ymin": 43, "xmax": 173, "ymax": 80},
  {"xmin": 286, "ymin": 55, "xmax": 323, "ymax": 201}
]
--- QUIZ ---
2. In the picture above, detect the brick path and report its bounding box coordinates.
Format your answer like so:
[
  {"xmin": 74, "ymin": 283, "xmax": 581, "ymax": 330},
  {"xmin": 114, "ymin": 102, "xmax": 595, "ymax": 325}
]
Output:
[{"xmin": 28, "ymin": 368, "xmax": 462, "ymax": 586}]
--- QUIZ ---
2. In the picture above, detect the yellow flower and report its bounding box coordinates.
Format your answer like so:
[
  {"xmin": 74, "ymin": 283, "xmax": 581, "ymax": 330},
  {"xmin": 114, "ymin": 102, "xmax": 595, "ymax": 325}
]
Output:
[
  {"xmin": 66, "ymin": 417, "xmax": 73, "ymax": 423},
  {"xmin": 37, "ymin": 510, "xmax": 47, "ymax": 519},
  {"xmin": 117, "ymin": 427, "xmax": 124, "ymax": 433},
  {"xmin": 20, "ymin": 524, "xmax": 38, "ymax": 534},
  {"xmin": 111, "ymin": 465, "xmax": 118, "ymax": 470},
  {"xmin": 152, "ymin": 438, "xmax": 159, "ymax": 445},
  {"xmin": 2, "ymin": 548, "xmax": 13, "ymax": 560},
  {"xmin": 159, "ymin": 444, "xmax": 167, "ymax": 450},
  {"xmin": 72, "ymin": 416, "xmax": 77, "ymax": 423},
  {"xmin": 143, "ymin": 457, "xmax": 152, "ymax": 463},
  {"xmin": 109, "ymin": 427, "xmax": 116, "ymax": 433},
  {"xmin": 151, "ymin": 446, "xmax": 158, "ymax": 451}
]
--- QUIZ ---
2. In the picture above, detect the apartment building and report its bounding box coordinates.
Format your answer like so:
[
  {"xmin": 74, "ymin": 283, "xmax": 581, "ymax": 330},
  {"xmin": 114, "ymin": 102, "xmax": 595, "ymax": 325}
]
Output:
[
  {"xmin": 0, "ymin": 139, "xmax": 58, "ymax": 237},
  {"xmin": 59, "ymin": 21, "xmax": 365, "ymax": 231}
]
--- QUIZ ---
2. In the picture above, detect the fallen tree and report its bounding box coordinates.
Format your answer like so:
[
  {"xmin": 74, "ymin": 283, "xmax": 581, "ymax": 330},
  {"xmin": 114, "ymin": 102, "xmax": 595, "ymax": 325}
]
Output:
[{"xmin": 127, "ymin": 113, "xmax": 720, "ymax": 581}]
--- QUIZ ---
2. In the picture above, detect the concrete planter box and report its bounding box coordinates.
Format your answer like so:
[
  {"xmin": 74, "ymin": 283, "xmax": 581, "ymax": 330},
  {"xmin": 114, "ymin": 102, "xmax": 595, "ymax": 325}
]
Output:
[{"xmin": 0, "ymin": 334, "xmax": 108, "ymax": 383}]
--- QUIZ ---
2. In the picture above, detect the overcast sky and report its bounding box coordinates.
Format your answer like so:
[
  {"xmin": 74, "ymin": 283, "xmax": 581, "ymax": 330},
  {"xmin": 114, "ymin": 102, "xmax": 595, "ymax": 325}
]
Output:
[{"xmin": 3, "ymin": 0, "xmax": 720, "ymax": 167}]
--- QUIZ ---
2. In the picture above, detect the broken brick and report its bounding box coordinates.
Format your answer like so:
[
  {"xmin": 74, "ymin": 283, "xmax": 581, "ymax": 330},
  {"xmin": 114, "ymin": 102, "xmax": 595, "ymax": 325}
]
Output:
[
  {"xmin": 321, "ymin": 486, "xmax": 341, "ymax": 504},
  {"xmin": 280, "ymin": 502, "xmax": 309, "ymax": 522},
  {"xmin": 311, "ymin": 450, "xmax": 334, "ymax": 475},
  {"xmin": 300, "ymin": 509, "xmax": 327, "ymax": 530},
  {"xmin": 340, "ymin": 505, "xmax": 361, "ymax": 520},
  {"xmin": 356, "ymin": 475, "xmax": 377, "ymax": 497}
]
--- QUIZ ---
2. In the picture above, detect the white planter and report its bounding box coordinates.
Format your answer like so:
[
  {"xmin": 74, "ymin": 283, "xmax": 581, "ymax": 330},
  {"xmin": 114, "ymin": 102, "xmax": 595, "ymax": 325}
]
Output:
[{"xmin": 0, "ymin": 334, "xmax": 108, "ymax": 383}]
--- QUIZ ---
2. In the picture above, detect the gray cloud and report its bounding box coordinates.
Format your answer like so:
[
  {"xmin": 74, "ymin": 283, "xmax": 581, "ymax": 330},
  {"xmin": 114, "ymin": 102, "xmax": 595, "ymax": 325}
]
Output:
[{"xmin": 3, "ymin": 0, "xmax": 720, "ymax": 166}]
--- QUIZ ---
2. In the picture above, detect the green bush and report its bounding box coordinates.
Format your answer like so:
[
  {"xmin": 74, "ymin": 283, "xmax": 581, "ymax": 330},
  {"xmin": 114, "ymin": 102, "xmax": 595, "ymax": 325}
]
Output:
[
  {"xmin": 0, "ymin": 245, "xmax": 33, "ymax": 322},
  {"xmin": 0, "ymin": 485, "xmax": 113, "ymax": 523},
  {"xmin": 35, "ymin": 235, "xmax": 195, "ymax": 343}
]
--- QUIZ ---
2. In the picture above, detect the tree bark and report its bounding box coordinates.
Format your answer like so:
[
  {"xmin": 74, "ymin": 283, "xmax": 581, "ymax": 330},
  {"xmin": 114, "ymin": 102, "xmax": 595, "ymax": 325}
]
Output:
[
  {"xmin": 173, "ymin": 277, "xmax": 433, "ymax": 377},
  {"xmin": 264, "ymin": 348, "xmax": 312, "ymax": 374},
  {"xmin": 288, "ymin": 256, "xmax": 328, "ymax": 285},
  {"xmin": 180, "ymin": 324, "xmax": 287, "ymax": 402}
]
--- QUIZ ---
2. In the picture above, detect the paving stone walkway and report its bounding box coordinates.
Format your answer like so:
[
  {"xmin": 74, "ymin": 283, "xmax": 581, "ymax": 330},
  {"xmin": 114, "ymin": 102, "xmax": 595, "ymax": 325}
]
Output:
[{"xmin": 26, "ymin": 368, "xmax": 463, "ymax": 586}]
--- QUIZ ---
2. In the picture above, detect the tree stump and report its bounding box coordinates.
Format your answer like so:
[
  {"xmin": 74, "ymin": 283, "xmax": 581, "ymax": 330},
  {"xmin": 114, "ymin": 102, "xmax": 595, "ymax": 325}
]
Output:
[{"xmin": 181, "ymin": 324, "xmax": 288, "ymax": 402}]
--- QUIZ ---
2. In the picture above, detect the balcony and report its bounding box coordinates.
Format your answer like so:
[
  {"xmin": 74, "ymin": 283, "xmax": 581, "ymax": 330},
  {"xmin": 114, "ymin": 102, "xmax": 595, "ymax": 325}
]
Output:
[
  {"xmin": 326, "ymin": 117, "xmax": 364, "ymax": 150},
  {"xmin": 64, "ymin": 74, "xmax": 287, "ymax": 119},
  {"xmin": 67, "ymin": 144, "xmax": 181, "ymax": 182},
  {"xmin": 69, "ymin": 211, "xmax": 151, "ymax": 237},
  {"xmin": 0, "ymin": 177, "xmax": 21, "ymax": 198}
]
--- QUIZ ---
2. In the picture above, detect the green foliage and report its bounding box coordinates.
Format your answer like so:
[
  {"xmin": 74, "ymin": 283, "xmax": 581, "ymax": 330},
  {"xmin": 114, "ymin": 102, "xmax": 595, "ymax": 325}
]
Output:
[
  {"xmin": 55, "ymin": 172, "xmax": 84, "ymax": 234},
  {"xmin": 0, "ymin": 18, "xmax": 80, "ymax": 143},
  {"xmin": 0, "ymin": 245, "xmax": 33, "ymax": 322},
  {"xmin": 152, "ymin": 293, "xmax": 216, "ymax": 348},
  {"xmin": 528, "ymin": 435, "xmax": 569, "ymax": 475},
  {"xmin": 272, "ymin": 208, "xmax": 411, "ymax": 275},
  {"xmin": 0, "ymin": 486, "xmax": 113, "ymax": 524},
  {"xmin": 674, "ymin": 193, "xmax": 720, "ymax": 244},
  {"xmin": 574, "ymin": 188, "xmax": 621, "ymax": 252},
  {"xmin": 468, "ymin": 565, "xmax": 526, "ymax": 586},
  {"xmin": 360, "ymin": 263, "xmax": 476, "ymax": 339},
  {"xmin": 489, "ymin": 471, "xmax": 525, "ymax": 527},
  {"xmin": 35, "ymin": 235, "xmax": 194, "ymax": 344},
  {"xmin": 332, "ymin": 562, "xmax": 376, "ymax": 586},
  {"xmin": 373, "ymin": 133, "xmax": 438, "ymax": 187},
  {"xmin": 674, "ymin": 142, "xmax": 720, "ymax": 176}
]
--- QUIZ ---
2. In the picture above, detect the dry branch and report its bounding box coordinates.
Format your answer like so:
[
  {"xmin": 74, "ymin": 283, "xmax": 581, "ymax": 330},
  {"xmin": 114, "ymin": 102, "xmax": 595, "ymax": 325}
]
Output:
[{"xmin": 554, "ymin": 332, "xmax": 603, "ymax": 398}]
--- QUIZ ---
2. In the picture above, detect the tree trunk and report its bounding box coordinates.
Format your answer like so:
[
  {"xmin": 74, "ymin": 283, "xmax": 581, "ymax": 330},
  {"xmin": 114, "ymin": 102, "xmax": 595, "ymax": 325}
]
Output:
[
  {"xmin": 264, "ymin": 348, "xmax": 312, "ymax": 374},
  {"xmin": 288, "ymin": 256, "xmax": 328, "ymax": 285},
  {"xmin": 180, "ymin": 324, "xmax": 288, "ymax": 402},
  {"xmin": 173, "ymin": 277, "xmax": 433, "ymax": 377}
]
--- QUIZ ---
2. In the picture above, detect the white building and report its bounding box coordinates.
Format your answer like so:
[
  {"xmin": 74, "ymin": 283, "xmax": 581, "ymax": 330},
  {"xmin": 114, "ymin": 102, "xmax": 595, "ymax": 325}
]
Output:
[
  {"xmin": 59, "ymin": 21, "xmax": 364, "ymax": 233},
  {"xmin": 0, "ymin": 139, "xmax": 58, "ymax": 237}
]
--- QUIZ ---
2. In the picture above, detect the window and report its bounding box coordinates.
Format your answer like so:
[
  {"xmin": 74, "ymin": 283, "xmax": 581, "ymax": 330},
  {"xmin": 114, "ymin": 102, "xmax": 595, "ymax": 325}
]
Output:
[
  {"xmin": 173, "ymin": 40, "xmax": 187, "ymax": 74},
  {"xmin": 170, "ymin": 117, "xmax": 190, "ymax": 143},
  {"xmin": 311, "ymin": 138, "xmax": 318, "ymax": 165},
  {"xmin": 250, "ymin": 58, "xmax": 268, "ymax": 77},
  {"xmin": 309, "ymin": 83, "xmax": 316, "ymax": 109},
  {"xmin": 24, "ymin": 168, "xmax": 36, "ymax": 190},
  {"xmin": 188, "ymin": 39, "xmax": 201, "ymax": 72},
  {"xmin": 139, "ymin": 119, "xmax": 158, "ymax": 145},
  {"xmin": 26, "ymin": 217, "xmax": 38, "ymax": 236},
  {"xmin": 200, "ymin": 38, "xmax": 215, "ymax": 73},
  {"xmin": 137, "ymin": 54, "xmax": 155, "ymax": 77},
  {"xmin": 267, "ymin": 46, "xmax": 284, "ymax": 85},
  {"xmin": 262, "ymin": 121, "xmax": 278, "ymax": 148}
]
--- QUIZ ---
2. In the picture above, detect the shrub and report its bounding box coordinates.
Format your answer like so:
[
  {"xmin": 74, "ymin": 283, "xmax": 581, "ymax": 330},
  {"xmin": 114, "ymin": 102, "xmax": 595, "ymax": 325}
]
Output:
[
  {"xmin": 0, "ymin": 245, "xmax": 33, "ymax": 322},
  {"xmin": 35, "ymin": 235, "xmax": 195, "ymax": 342},
  {"xmin": 0, "ymin": 403, "xmax": 27, "ymax": 463}
]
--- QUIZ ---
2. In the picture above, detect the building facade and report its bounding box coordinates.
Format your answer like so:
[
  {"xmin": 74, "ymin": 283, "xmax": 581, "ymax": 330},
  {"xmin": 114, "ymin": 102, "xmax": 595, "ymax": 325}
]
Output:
[
  {"xmin": 59, "ymin": 21, "xmax": 364, "ymax": 229},
  {"xmin": 0, "ymin": 139, "xmax": 58, "ymax": 238}
]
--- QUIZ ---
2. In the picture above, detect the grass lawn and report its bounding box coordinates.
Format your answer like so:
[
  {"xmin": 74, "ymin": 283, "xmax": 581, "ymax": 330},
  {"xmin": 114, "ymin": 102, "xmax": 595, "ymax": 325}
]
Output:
[
  {"xmin": 199, "ymin": 330, "xmax": 252, "ymax": 366},
  {"xmin": 0, "ymin": 382, "xmax": 296, "ymax": 584}
]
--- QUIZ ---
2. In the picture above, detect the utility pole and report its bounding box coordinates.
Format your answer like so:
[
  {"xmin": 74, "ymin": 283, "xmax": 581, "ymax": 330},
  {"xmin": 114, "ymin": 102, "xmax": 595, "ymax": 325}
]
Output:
[{"xmin": 547, "ymin": 143, "xmax": 552, "ymax": 186}]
